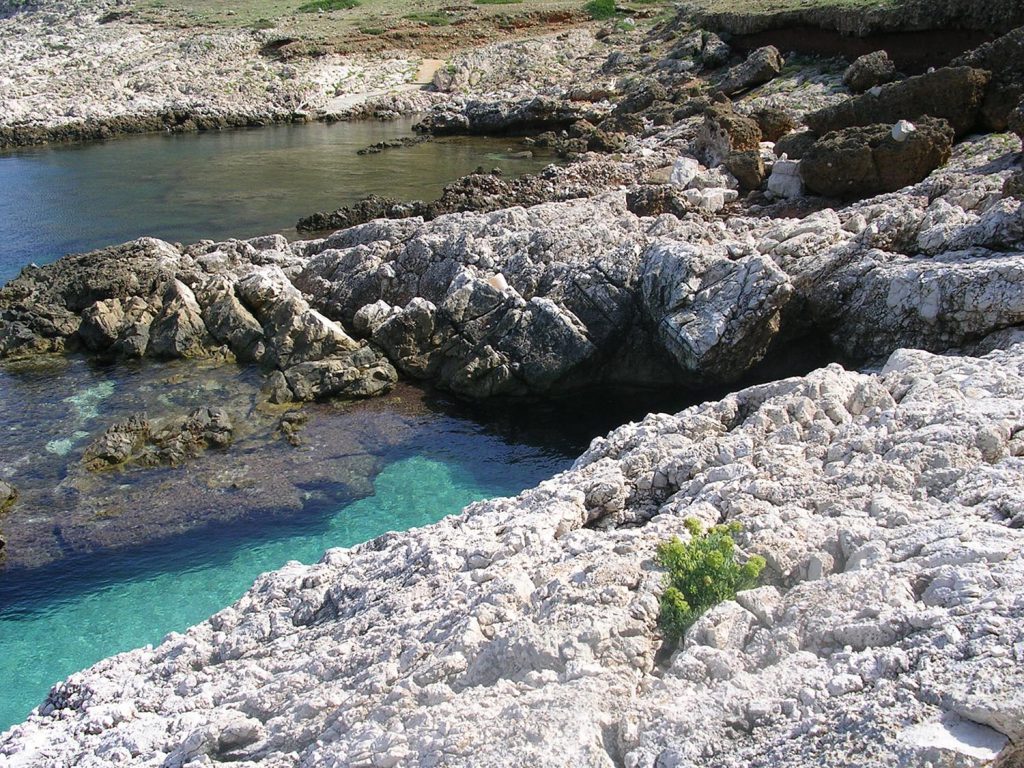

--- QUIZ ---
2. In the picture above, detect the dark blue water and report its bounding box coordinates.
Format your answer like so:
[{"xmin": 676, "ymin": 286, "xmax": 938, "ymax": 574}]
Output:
[{"xmin": 0, "ymin": 119, "xmax": 552, "ymax": 284}]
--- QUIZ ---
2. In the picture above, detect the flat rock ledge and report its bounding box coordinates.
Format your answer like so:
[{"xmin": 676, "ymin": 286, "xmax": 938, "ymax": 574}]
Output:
[{"xmin": 1, "ymin": 344, "xmax": 1022, "ymax": 767}]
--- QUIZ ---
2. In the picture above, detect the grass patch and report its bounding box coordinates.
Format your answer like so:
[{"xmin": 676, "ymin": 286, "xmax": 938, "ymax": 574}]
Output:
[
  {"xmin": 358, "ymin": 24, "xmax": 385, "ymax": 33},
  {"xmin": 656, "ymin": 519, "xmax": 765, "ymax": 643},
  {"xmin": 474, "ymin": 0, "xmax": 523, "ymax": 4},
  {"xmin": 297, "ymin": 0, "xmax": 359, "ymax": 12},
  {"xmin": 585, "ymin": 0, "xmax": 616, "ymax": 19}
]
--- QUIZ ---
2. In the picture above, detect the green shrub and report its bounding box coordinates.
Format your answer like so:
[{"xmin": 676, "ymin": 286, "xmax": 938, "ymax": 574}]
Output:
[
  {"xmin": 403, "ymin": 10, "xmax": 452, "ymax": 25},
  {"xmin": 298, "ymin": 0, "xmax": 359, "ymax": 13},
  {"xmin": 656, "ymin": 518, "xmax": 765, "ymax": 642},
  {"xmin": 585, "ymin": 0, "xmax": 617, "ymax": 20}
]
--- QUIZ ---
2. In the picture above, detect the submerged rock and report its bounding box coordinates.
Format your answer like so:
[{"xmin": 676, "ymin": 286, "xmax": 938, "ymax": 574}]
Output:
[
  {"xmin": 5, "ymin": 345, "xmax": 1023, "ymax": 766},
  {"xmin": 0, "ymin": 480, "xmax": 16, "ymax": 513},
  {"xmin": 82, "ymin": 407, "xmax": 234, "ymax": 471},
  {"xmin": 800, "ymin": 118, "xmax": 955, "ymax": 198}
]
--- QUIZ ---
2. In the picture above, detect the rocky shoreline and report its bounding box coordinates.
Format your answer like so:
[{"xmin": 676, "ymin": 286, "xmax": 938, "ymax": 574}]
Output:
[
  {"xmin": 2, "ymin": 2, "xmax": 1024, "ymax": 766},
  {"xmin": 2, "ymin": 345, "xmax": 1023, "ymax": 766}
]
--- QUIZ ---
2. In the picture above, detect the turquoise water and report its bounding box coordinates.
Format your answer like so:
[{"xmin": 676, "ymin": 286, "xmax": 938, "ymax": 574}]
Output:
[{"xmin": 0, "ymin": 450, "xmax": 557, "ymax": 732}]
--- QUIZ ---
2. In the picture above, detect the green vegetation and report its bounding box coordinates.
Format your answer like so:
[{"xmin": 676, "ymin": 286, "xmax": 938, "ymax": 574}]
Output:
[
  {"xmin": 474, "ymin": 0, "xmax": 523, "ymax": 4},
  {"xmin": 584, "ymin": 0, "xmax": 616, "ymax": 20},
  {"xmin": 297, "ymin": 0, "xmax": 359, "ymax": 11},
  {"xmin": 656, "ymin": 519, "xmax": 765, "ymax": 642}
]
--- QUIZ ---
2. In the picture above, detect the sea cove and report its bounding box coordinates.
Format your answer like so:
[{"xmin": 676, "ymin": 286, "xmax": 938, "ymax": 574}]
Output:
[{"xmin": 1, "ymin": 0, "xmax": 1024, "ymax": 765}]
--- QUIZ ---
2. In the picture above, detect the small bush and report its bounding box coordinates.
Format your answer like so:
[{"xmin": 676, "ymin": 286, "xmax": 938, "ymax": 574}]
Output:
[
  {"xmin": 403, "ymin": 10, "xmax": 452, "ymax": 25},
  {"xmin": 656, "ymin": 519, "xmax": 765, "ymax": 642},
  {"xmin": 585, "ymin": 0, "xmax": 617, "ymax": 20},
  {"xmin": 298, "ymin": 0, "xmax": 359, "ymax": 13}
]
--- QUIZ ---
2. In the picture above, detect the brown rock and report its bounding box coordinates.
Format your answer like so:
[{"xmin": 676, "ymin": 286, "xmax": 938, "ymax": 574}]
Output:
[
  {"xmin": 1004, "ymin": 169, "xmax": 1024, "ymax": 199},
  {"xmin": 625, "ymin": 185, "xmax": 692, "ymax": 218},
  {"xmin": 952, "ymin": 26, "xmax": 1024, "ymax": 130},
  {"xmin": 751, "ymin": 107, "xmax": 796, "ymax": 143},
  {"xmin": 800, "ymin": 118, "xmax": 955, "ymax": 199},
  {"xmin": 1009, "ymin": 99, "xmax": 1024, "ymax": 146},
  {"xmin": 806, "ymin": 66, "xmax": 990, "ymax": 138},
  {"xmin": 774, "ymin": 131, "xmax": 820, "ymax": 161},
  {"xmin": 697, "ymin": 103, "xmax": 762, "ymax": 166},
  {"xmin": 0, "ymin": 480, "xmax": 16, "ymax": 513},
  {"xmin": 725, "ymin": 150, "xmax": 766, "ymax": 191},
  {"xmin": 843, "ymin": 51, "xmax": 898, "ymax": 93}
]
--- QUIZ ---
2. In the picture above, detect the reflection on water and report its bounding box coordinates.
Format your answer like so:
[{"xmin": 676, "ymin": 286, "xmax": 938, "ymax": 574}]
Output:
[{"xmin": 0, "ymin": 119, "xmax": 554, "ymax": 283}]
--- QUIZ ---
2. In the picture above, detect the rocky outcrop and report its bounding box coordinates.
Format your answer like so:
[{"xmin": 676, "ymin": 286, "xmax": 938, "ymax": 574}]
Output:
[
  {"xmin": 82, "ymin": 407, "xmax": 234, "ymax": 471},
  {"xmin": 0, "ymin": 0, "xmax": 424, "ymax": 148},
  {"xmin": 6, "ymin": 131, "xmax": 1024, "ymax": 404},
  {"xmin": 952, "ymin": 26, "xmax": 1024, "ymax": 131},
  {"xmin": 0, "ymin": 237, "xmax": 396, "ymax": 403},
  {"xmin": 806, "ymin": 66, "xmax": 990, "ymax": 138},
  {"xmin": 414, "ymin": 96, "xmax": 605, "ymax": 136},
  {"xmin": 842, "ymin": 50, "xmax": 898, "ymax": 93},
  {"xmin": 3, "ymin": 345, "xmax": 1023, "ymax": 767},
  {"xmin": 800, "ymin": 118, "xmax": 955, "ymax": 199},
  {"xmin": 296, "ymin": 156, "xmax": 659, "ymax": 233},
  {"xmin": 714, "ymin": 45, "xmax": 784, "ymax": 97}
]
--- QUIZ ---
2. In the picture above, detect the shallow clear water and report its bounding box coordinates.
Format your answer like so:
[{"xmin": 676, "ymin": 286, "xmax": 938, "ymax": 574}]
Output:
[
  {"xmin": 0, "ymin": 426, "xmax": 571, "ymax": 731},
  {"xmin": 0, "ymin": 119, "xmax": 553, "ymax": 284}
]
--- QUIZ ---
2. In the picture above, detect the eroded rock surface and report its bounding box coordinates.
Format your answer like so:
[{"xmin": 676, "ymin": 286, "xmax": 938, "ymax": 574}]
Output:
[{"xmin": 3, "ymin": 345, "xmax": 1022, "ymax": 767}]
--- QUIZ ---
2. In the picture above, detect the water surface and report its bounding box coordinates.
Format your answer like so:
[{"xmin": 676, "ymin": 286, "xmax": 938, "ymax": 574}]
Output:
[{"xmin": 0, "ymin": 119, "xmax": 553, "ymax": 283}]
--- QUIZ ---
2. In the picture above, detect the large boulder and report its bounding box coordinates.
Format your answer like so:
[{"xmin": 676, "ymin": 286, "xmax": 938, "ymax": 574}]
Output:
[
  {"xmin": 806, "ymin": 66, "xmax": 990, "ymax": 138},
  {"xmin": 696, "ymin": 102, "xmax": 762, "ymax": 166},
  {"xmin": 952, "ymin": 26, "xmax": 1024, "ymax": 130},
  {"xmin": 800, "ymin": 118, "xmax": 955, "ymax": 198},
  {"xmin": 724, "ymin": 150, "xmax": 766, "ymax": 191},
  {"xmin": 0, "ymin": 238, "xmax": 181, "ymax": 358},
  {"xmin": 613, "ymin": 78, "xmax": 668, "ymax": 116},
  {"xmin": 715, "ymin": 46, "xmax": 784, "ymax": 97},
  {"xmin": 843, "ymin": 50, "xmax": 897, "ymax": 93}
]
